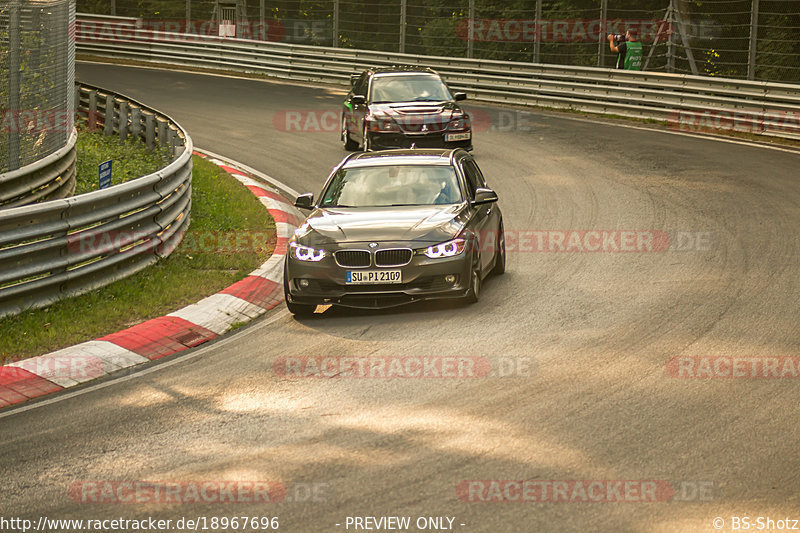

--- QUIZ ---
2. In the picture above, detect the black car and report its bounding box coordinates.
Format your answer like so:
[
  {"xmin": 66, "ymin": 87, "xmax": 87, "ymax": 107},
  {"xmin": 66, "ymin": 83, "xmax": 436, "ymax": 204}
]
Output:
[
  {"xmin": 341, "ymin": 67, "xmax": 473, "ymax": 152},
  {"xmin": 284, "ymin": 149, "xmax": 504, "ymax": 315}
]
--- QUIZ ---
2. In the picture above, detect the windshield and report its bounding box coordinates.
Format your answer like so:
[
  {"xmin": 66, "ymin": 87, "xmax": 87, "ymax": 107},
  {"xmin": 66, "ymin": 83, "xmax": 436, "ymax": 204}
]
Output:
[
  {"xmin": 370, "ymin": 74, "xmax": 453, "ymax": 103},
  {"xmin": 320, "ymin": 165, "xmax": 463, "ymax": 207}
]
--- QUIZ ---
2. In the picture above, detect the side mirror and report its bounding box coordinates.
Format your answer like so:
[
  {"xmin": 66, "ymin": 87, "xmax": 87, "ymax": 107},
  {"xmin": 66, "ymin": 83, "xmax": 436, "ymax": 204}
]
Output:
[
  {"xmin": 351, "ymin": 94, "xmax": 366, "ymax": 105},
  {"xmin": 471, "ymin": 187, "xmax": 498, "ymax": 205},
  {"xmin": 294, "ymin": 193, "xmax": 314, "ymax": 210},
  {"xmin": 453, "ymin": 92, "xmax": 467, "ymax": 101},
  {"xmin": 350, "ymin": 73, "xmax": 360, "ymax": 87}
]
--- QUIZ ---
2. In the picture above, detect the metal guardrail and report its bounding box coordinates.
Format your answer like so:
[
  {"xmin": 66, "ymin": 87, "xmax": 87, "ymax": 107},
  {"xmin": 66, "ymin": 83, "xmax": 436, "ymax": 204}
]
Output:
[
  {"xmin": 0, "ymin": 131, "xmax": 77, "ymax": 209},
  {"xmin": 74, "ymin": 14, "xmax": 800, "ymax": 141},
  {"xmin": 0, "ymin": 83, "xmax": 193, "ymax": 318}
]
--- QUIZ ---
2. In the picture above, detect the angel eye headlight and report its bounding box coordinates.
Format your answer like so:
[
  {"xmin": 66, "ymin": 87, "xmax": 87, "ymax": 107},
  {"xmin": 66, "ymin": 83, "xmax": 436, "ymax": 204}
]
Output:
[
  {"xmin": 424, "ymin": 238, "xmax": 466, "ymax": 258},
  {"xmin": 290, "ymin": 242, "xmax": 326, "ymax": 262}
]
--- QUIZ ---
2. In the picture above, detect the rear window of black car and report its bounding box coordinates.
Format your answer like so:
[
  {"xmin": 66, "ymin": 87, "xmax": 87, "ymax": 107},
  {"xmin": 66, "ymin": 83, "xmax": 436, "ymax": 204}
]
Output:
[{"xmin": 320, "ymin": 165, "xmax": 463, "ymax": 207}]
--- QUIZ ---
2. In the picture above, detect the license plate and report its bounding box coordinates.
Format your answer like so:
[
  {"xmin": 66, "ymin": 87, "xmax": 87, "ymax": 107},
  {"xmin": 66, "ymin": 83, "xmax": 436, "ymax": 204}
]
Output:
[
  {"xmin": 346, "ymin": 270, "xmax": 402, "ymax": 284},
  {"xmin": 445, "ymin": 132, "xmax": 471, "ymax": 141}
]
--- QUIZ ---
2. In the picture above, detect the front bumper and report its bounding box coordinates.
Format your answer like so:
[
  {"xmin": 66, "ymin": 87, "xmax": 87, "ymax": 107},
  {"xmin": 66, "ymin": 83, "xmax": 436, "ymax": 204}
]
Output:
[
  {"xmin": 368, "ymin": 131, "xmax": 473, "ymax": 151},
  {"xmin": 285, "ymin": 244, "xmax": 472, "ymax": 309}
]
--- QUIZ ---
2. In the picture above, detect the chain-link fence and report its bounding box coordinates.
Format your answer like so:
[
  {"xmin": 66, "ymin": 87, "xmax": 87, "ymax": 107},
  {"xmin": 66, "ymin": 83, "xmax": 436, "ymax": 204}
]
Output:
[
  {"xmin": 75, "ymin": 0, "xmax": 799, "ymax": 83},
  {"xmin": 1, "ymin": 0, "xmax": 76, "ymax": 174}
]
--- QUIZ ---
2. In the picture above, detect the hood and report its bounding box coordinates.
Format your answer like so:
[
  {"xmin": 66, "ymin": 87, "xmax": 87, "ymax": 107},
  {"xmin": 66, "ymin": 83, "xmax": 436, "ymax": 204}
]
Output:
[
  {"xmin": 298, "ymin": 205, "xmax": 466, "ymax": 245},
  {"xmin": 370, "ymin": 101, "xmax": 464, "ymax": 134}
]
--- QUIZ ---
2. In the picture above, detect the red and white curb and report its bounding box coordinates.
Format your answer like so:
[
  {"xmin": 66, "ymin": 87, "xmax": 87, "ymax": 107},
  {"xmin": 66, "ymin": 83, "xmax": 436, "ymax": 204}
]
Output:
[{"xmin": 0, "ymin": 151, "xmax": 303, "ymax": 409}]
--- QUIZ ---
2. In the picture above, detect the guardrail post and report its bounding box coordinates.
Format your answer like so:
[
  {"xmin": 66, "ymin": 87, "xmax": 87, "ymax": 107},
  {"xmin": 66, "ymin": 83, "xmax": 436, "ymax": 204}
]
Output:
[
  {"xmin": 104, "ymin": 95, "xmax": 115, "ymax": 136},
  {"xmin": 145, "ymin": 114, "xmax": 155, "ymax": 148},
  {"xmin": 89, "ymin": 90, "xmax": 98, "ymax": 131},
  {"xmin": 119, "ymin": 101, "xmax": 129, "ymax": 140},
  {"xmin": 74, "ymin": 85, "xmax": 82, "ymax": 124},
  {"xmin": 747, "ymin": 0, "xmax": 759, "ymax": 80},
  {"xmin": 172, "ymin": 134, "xmax": 185, "ymax": 158},
  {"xmin": 131, "ymin": 107, "xmax": 142, "ymax": 141},
  {"xmin": 157, "ymin": 118, "xmax": 168, "ymax": 147},
  {"xmin": 167, "ymin": 128, "xmax": 176, "ymax": 155}
]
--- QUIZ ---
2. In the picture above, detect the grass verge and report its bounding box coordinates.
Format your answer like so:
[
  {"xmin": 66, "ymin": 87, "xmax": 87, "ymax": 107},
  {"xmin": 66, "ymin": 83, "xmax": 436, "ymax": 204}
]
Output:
[
  {"xmin": 0, "ymin": 155, "xmax": 275, "ymax": 361},
  {"xmin": 74, "ymin": 124, "xmax": 173, "ymax": 194}
]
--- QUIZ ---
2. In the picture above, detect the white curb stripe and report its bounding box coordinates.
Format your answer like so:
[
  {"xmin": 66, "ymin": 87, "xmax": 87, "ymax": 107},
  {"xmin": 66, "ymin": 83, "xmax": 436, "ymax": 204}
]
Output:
[
  {"xmin": 7, "ymin": 341, "xmax": 147, "ymax": 388},
  {"xmin": 229, "ymin": 174, "xmax": 271, "ymax": 190},
  {"xmin": 168, "ymin": 293, "xmax": 267, "ymax": 335},
  {"xmin": 275, "ymin": 221, "xmax": 294, "ymax": 239},
  {"xmin": 250, "ymin": 253, "xmax": 285, "ymax": 283},
  {"xmin": 259, "ymin": 196, "xmax": 294, "ymax": 212}
]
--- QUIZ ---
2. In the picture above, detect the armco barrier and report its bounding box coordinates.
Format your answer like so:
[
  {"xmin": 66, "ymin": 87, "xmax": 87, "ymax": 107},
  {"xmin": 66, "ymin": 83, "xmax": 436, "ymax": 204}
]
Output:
[
  {"xmin": 74, "ymin": 14, "xmax": 800, "ymax": 141},
  {"xmin": 0, "ymin": 84, "xmax": 192, "ymax": 318},
  {"xmin": 0, "ymin": 131, "xmax": 77, "ymax": 209}
]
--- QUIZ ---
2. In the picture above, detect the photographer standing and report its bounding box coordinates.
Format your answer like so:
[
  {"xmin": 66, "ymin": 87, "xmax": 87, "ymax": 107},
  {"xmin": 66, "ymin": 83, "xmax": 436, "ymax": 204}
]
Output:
[{"xmin": 608, "ymin": 29, "xmax": 642, "ymax": 70}]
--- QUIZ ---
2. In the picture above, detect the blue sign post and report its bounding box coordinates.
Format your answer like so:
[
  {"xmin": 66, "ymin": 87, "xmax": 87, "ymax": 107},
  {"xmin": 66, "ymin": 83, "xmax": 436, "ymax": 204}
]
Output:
[{"xmin": 98, "ymin": 160, "xmax": 112, "ymax": 189}]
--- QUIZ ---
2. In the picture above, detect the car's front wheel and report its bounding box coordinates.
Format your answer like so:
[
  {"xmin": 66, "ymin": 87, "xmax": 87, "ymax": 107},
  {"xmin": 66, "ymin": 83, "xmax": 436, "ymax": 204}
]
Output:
[
  {"xmin": 362, "ymin": 123, "xmax": 371, "ymax": 151},
  {"xmin": 342, "ymin": 115, "xmax": 358, "ymax": 151}
]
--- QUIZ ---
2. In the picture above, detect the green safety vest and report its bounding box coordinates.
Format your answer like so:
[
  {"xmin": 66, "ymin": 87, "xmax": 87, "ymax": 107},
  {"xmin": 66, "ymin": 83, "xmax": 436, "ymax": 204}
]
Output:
[{"xmin": 624, "ymin": 41, "xmax": 643, "ymax": 71}]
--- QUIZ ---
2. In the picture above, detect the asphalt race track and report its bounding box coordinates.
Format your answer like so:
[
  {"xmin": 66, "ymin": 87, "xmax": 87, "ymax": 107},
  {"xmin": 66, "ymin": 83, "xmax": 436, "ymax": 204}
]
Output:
[{"xmin": 1, "ymin": 63, "xmax": 799, "ymax": 532}]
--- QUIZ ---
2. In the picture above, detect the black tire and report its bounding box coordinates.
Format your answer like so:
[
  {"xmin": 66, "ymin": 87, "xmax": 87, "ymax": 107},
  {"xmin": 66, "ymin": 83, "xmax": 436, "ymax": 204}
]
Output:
[
  {"xmin": 362, "ymin": 123, "xmax": 371, "ymax": 151},
  {"xmin": 343, "ymin": 115, "xmax": 358, "ymax": 151},
  {"xmin": 491, "ymin": 220, "xmax": 506, "ymax": 275},
  {"xmin": 283, "ymin": 268, "xmax": 316, "ymax": 316}
]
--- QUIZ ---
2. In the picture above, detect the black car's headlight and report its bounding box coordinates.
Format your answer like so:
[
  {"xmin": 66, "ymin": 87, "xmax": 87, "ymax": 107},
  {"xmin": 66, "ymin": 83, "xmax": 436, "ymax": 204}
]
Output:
[
  {"xmin": 290, "ymin": 242, "xmax": 327, "ymax": 262},
  {"xmin": 446, "ymin": 114, "xmax": 471, "ymax": 131},
  {"xmin": 367, "ymin": 112, "xmax": 401, "ymax": 133},
  {"xmin": 423, "ymin": 238, "xmax": 467, "ymax": 258}
]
